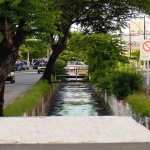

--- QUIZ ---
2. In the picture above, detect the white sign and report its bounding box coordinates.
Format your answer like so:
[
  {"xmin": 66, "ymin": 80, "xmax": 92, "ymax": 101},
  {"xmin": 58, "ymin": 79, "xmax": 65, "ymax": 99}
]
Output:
[{"xmin": 140, "ymin": 40, "xmax": 150, "ymax": 60}]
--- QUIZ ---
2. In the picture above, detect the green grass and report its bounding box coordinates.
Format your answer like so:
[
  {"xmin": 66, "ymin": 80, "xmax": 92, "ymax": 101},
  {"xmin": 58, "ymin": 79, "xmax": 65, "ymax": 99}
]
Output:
[
  {"xmin": 126, "ymin": 93, "xmax": 150, "ymax": 117},
  {"xmin": 4, "ymin": 80, "xmax": 50, "ymax": 116}
]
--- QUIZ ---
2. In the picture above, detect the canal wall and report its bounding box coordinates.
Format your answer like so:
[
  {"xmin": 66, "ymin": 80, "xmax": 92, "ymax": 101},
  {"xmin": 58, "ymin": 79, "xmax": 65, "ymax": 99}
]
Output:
[
  {"xmin": 90, "ymin": 86, "xmax": 113, "ymax": 115},
  {"xmin": 24, "ymin": 83, "xmax": 62, "ymax": 116},
  {"xmin": 91, "ymin": 86, "xmax": 150, "ymax": 130}
]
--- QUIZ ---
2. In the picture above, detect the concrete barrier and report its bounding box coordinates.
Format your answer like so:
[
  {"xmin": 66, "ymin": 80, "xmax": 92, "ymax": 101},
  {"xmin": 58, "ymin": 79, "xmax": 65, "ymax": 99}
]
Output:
[{"xmin": 0, "ymin": 116, "xmax": 150, "ymax": 150}]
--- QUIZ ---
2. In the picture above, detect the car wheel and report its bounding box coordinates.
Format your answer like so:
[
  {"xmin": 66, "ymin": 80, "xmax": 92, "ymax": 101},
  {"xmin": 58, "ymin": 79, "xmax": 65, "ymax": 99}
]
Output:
[{"xmin": 11, "ymin": 79, "xmax": 14, "ymax": 83}]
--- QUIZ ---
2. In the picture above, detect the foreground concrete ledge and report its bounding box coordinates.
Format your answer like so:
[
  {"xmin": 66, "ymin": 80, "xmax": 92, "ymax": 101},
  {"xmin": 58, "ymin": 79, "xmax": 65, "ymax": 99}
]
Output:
[{"xmin": 0, "ymin": 116, "xmax": 150, "ymax": 144}]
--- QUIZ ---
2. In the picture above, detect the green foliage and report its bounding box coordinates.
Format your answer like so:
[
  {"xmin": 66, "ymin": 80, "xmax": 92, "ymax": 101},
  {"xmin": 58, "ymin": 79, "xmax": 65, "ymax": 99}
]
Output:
[
  {"xmin": 4, "ymin": 80, "xmax": 50, "ymax": 116},
  {"xmin": 0, "ymin": 0, "xmax": 59, "ymax": 43},
  {"xmin": 84, "ymin": 34, "xmax": 128, "ymax": 91},
  {"xmin": 127, "ymin": 94, "xmax": 150, "ymax": 117},
  {"xmin": 20, "ymin": 39, "xmax": 47, "ymax": 60},
  {"xmin": 110, "ymin": 64, "xmax": 143, "ymax": 100},
  {"xmin": 131, "ymin": 50, "xmax": 140, "ymax": 61},
  {"xmin": 54, "ymin": 60, "xmax": 67, "ymax": 75},
  {"xmin": 60, "ymin": 32, "xmax": 87, "ymax": 63}
]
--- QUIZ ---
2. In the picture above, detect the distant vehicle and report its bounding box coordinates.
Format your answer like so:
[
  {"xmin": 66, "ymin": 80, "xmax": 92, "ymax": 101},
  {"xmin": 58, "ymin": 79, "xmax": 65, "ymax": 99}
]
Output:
[
  {"xmin": 33, "ymin": 61, "xmax": 40, "ymax": 69},
  {"xmin": 37, "ymin": 63, "xmax": 47, "ymax": 74},
  {"xmin": 65, "ymin": 61, "xmax": 88, "ymax": 75},
  {"xmin": 20, "ymin": 62, "xmax": 29, "ymax": 70},
  {"xmin": 21, "ymin": 60, "xmax": 30, "ymax": 69},
  {"xmin": 31, "ymin": 59, "xmax": 38, "ymax": 66},
  {"xmin": 6, "ymin": 71, "xmax": 15, "ymax": 83},
  {"xmin": 14, "ymin": 63, "xmax": 21, "ymax": 71}
]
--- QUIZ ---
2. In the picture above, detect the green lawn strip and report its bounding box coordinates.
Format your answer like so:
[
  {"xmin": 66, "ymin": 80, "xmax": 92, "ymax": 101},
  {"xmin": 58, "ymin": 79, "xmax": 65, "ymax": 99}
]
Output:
[
  {"xmin": 126, "ymin": 93, "xmax": 150, "ymax": 117},
  {"xmin": 4, "ymin": 80, "xmax": 50, "ymax": 116}
]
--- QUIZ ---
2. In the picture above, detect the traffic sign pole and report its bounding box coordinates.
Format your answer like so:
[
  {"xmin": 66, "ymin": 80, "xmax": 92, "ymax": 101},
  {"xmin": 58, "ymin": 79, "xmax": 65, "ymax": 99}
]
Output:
[{"xmin": 147, "ymin": 61, "xmax": 149, "ymax": 85}]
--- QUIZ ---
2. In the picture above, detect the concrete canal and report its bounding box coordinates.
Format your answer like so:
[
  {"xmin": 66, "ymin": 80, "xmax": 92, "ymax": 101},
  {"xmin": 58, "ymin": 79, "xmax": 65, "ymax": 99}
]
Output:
[{"xmin": 48, "ymin": 83, "xmax": 112, "ymax": 116}]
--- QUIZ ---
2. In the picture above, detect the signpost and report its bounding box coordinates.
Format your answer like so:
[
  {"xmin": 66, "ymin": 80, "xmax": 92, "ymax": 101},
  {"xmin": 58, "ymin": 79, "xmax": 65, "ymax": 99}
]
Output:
[{"xmin": 140, "ymin": 40, "xmax": 150, "ymax": 85}]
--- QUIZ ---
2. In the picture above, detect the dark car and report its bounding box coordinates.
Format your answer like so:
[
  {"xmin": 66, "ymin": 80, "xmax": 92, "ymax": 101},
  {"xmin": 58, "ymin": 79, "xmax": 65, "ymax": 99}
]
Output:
[
  {"xmin": 5, "ymin": 71, "xmax": 15, "ymax": 83},
  {"xmin": 14, "ymin": 63, "xmax": 21, "ymax": 71},
  {"xmin": 20, "ymin": 62, "xmax": 29, "ymax": 70},
  {"xmin": 33, "ymin": 61, "xmax": 40, "ymax": 69},
  {"xmin": 21, "ymin": 60, "xmax": 29, "ymax": 69}
]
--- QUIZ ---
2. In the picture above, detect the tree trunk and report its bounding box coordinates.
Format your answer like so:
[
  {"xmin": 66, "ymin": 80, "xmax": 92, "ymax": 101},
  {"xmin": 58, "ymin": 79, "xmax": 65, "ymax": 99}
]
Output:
[
  {"xmin": 0, "ymin": 49, "xmax": 19, "ymax": 116},
  {"xmin": 42, "ymin": 32, "xmax": 69, "ymax": 83},
  {"xmin": 0, "ymin": 83, "xmax": 5, "ymax": 116},
  {"xmin": 42, "ymin": 48, "xmax": 63, "ymax": 83},
  {"xmin": 0, "ymin": 16, "xmax": 28, "ymax": 115}
]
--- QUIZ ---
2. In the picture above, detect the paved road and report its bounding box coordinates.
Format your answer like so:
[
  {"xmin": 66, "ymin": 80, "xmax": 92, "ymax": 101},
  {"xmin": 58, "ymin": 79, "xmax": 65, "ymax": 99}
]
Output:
[{"xmin": 4, "ymin": 69, "xmax": 42, "ymax": 107}]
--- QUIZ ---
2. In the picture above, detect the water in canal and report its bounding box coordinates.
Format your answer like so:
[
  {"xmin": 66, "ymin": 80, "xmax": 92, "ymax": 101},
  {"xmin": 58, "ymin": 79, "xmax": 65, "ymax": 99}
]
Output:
[{"xmin": 48, "ymin": 83, "xmax": 110, "ymax": 116}]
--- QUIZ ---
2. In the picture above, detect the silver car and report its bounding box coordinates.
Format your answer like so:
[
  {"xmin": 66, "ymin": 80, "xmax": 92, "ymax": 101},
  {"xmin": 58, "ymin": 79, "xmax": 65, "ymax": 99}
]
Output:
[{"xmin": 6, "ymin": 71, "xmax": 15, "ymax": 83}]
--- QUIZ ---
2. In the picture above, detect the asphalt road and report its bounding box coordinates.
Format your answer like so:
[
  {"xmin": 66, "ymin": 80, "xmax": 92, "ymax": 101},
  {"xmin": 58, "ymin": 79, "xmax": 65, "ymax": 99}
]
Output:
[{"xmin": 4, "ymin": 69, "xmax": 42, "ymax": 107}]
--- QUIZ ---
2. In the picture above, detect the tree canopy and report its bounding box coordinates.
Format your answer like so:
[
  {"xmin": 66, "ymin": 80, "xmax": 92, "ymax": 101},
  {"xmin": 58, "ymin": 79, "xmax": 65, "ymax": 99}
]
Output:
[{"xmin": 0, "ymin": 0, "xmax": 59, "ymax": 115}]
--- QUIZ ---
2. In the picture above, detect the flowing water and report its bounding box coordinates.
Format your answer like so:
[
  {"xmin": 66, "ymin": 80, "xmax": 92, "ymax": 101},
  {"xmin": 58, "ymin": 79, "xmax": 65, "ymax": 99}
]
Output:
[{"xmin": 48, "ymin": 83, "xmax": 110, "ymax": 116}]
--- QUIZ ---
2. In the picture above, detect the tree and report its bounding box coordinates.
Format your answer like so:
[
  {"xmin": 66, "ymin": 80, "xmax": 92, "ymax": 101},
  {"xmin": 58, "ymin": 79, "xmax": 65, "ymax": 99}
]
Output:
[
  {"xmin": 20, "ymin": 39, "xmax": 47, "ymax": 62},
  {"xmin": 0, "ymin": 0, "xmax": 58, "ymax": 115},
  {"xmin": 43, "ymin": 0, "xmax": 150, "ymax": 83},
  {"xmin": 58, "ymin": 32, "xmax": 87, "ymax": 63},
  {"xmin": 78, "ymin": 34, "xmax": 128, "ymax": 92},
  {"xmin": 110, "ymin": 63, "xmax": 143, "ymax": 100}
]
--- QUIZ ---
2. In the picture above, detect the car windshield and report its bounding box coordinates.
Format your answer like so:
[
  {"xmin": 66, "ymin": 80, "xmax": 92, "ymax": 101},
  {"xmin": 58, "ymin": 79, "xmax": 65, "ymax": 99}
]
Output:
[
  {"xmin": 39, "ymin": 63, "xmax": 46, "ymax": 67},
  {"xmin": 20, "ymin": 63, "xmax": 24, "ymax": 65},
  {"xmin": 15, "ymin": 64, "xmax": 20, "ymax": 66},
  {"xmin": 34, "ymin": 61, "xmax": 40, "ymax": 65}
]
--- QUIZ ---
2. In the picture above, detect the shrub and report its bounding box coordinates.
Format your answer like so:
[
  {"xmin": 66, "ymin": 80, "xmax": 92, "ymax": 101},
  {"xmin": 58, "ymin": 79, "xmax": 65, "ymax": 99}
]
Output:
[
  {"xmin": 110, "ymin": 64, "xmax": 143, "ymax": 100},
  {"xmin": 54, "ymin": 60, "xmax": 67, "ymax": 75}
]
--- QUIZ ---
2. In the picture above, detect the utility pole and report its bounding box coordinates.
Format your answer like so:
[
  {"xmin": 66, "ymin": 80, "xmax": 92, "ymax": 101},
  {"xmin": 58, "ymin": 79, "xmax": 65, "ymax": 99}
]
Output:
[
  {"xmin": 144, "ymin": 16, "xmax": 146, "ymax": 40},
  {"xmin": 129, "ymin": 24, "xmax": 132, "ymax": 59}
]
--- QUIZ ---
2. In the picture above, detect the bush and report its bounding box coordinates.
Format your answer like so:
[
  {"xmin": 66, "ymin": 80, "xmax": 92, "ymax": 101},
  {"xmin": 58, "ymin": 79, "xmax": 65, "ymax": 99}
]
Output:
[
  {"xmin": 54, "ymin": 60, "xmax": 67, "ymax": 75},
  {"xmin": 110, "ymin": 64, "xmax": 143, "ymax": 100}
]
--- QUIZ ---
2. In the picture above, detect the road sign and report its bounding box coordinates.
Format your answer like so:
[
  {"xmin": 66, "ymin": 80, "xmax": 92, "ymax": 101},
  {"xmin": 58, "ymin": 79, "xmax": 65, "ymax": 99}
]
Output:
[{"xmin": 140, "ymin": 40, "xmax": 150, "ymax": 60}]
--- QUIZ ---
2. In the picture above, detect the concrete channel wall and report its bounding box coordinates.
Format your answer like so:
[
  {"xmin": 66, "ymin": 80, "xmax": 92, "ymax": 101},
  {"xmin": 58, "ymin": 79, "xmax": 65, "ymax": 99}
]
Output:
[{"xmin": 24, "ymin": 83, "xmax": 62, "ymax": 116}]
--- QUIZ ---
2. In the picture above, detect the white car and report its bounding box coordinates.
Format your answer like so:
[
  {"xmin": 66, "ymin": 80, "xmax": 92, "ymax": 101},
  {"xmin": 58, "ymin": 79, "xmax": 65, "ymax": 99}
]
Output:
[{"xmin": 6, "ymin": 71, "xmax": 15, "ymax": 83}]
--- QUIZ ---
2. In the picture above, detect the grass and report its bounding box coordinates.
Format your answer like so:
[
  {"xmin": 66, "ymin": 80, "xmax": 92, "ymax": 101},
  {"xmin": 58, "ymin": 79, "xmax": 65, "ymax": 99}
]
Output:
[
  {"xmin": 4, "ymin": 80, "xmax": 50, "ymax": 116},
  {"xmin": 126, "ymin": 93, "xmax": 150, "ymax": 117}
]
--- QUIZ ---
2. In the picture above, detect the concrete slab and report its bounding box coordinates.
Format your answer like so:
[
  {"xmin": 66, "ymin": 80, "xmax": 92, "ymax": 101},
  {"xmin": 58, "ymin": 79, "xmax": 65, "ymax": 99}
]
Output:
[{"xmin": 0, "ymin": 116, "xmax": 150, "ymax": 149}]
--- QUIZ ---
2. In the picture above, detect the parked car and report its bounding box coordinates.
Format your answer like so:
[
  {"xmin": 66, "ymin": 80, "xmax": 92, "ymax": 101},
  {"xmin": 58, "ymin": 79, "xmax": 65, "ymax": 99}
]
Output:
[
  {"xmin": 20, "ymin": 62, "xmax": 29, "ymax": 70},
  {"xmin": 14, "ymin": 63, "xmax": 21, "ymax": 71},
  {"xmin": 21, "ymin": 60, "xmax": 30, "ymax": 69},
  {"xmin": 33, "ymin": 61, "xmax": 40, "ymax": 69},
  {"xmin": 37, "ymin": 63, "xmax": 47, "ymax": 74},
  {"xmin": 6, "ymin": 71, "xmax": 15, "ymax": 83},
  {"xmin": 31, "ymin": 59, "xmax": 38, "ymax": 66}
]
